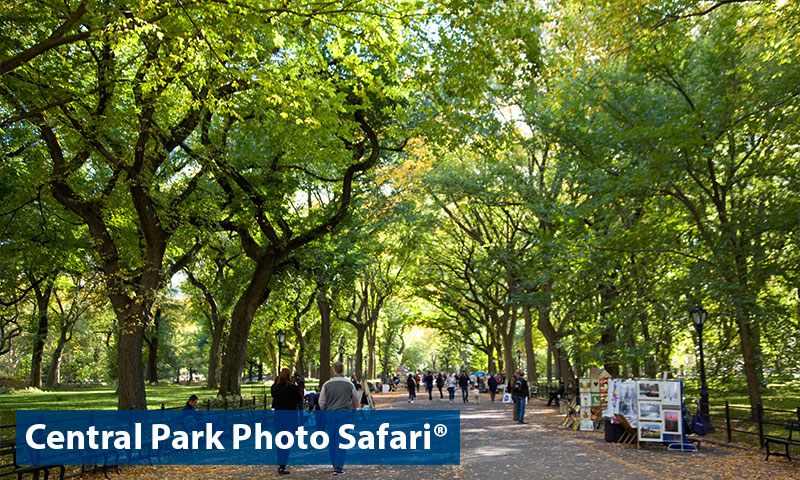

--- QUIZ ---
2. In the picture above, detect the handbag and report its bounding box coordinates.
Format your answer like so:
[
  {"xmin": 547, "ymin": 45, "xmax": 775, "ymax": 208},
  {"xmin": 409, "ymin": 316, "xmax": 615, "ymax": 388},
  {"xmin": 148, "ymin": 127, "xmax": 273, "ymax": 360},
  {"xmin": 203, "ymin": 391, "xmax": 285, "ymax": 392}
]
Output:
[{"xmin": 502, "ymin": 393, "xmax": 513, "ymax": 404}]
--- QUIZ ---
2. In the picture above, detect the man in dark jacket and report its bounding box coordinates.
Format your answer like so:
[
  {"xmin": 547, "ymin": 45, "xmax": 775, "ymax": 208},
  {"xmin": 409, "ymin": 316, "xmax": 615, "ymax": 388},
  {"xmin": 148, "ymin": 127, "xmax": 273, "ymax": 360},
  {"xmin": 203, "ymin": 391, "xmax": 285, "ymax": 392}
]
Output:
[
  {"xmin": 487, "ymin": 375, "xmax": 499, "ymax": 402},
  {"xmin": 423, "ymin": 372, "xmax": 434, "ymax": 401},
  {"xmin": 458, "ymin": 371, "xmax": 470, "ymax": 404},
  {"xmin": 508, "ymin": 369, "xmax": 530, "ymax": 423}
]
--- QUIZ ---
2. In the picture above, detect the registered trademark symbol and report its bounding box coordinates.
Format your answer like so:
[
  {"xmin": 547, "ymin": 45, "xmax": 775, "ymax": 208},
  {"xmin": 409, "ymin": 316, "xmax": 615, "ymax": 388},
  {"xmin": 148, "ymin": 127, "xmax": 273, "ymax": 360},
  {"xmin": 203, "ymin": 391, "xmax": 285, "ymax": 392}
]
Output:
[{"xmin": 433, "ymin": 424, "xmax": 447, "ymax": 437}]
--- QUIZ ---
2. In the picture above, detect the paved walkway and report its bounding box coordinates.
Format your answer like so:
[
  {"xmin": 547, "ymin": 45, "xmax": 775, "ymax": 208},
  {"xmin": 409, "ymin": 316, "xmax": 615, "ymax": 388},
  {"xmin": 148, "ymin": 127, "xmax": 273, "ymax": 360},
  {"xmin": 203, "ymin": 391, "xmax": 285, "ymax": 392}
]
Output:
[{"xmin": 120, "ymin": 392, "xmax": 799, "ymax": 480}]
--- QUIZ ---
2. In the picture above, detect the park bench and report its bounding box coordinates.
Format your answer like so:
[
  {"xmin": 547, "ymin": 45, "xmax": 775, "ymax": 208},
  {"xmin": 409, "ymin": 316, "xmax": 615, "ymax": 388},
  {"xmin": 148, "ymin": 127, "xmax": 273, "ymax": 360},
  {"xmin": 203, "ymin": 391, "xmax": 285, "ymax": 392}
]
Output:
[
  {"xmin": 1, "ymin": 436, "xmax": 66, "ymax": 480},
  {"xmin": 764, "ymin": 420, "xmax": 800, "ymax": 461}
]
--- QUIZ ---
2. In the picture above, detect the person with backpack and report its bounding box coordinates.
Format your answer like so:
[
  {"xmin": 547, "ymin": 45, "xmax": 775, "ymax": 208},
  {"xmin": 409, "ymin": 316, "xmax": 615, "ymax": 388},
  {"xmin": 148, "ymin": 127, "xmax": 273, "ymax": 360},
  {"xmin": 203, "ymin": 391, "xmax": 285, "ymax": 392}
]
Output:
[
  {"xmin": 508, "ymin": 369, "xmax": 530, "ymax": 423},
  {"xmin": 435, "ymin": 373, "xmax": 445, "ymax": 399}
]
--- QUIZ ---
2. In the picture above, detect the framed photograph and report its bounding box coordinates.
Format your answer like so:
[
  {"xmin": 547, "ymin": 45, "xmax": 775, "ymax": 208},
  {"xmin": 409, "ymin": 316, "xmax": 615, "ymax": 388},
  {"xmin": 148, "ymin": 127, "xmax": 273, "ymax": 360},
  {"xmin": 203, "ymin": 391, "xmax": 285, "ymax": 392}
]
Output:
[
  {"xmin": 639, "ymin": 422, "xmax": 663, "ymax": 442},
  {"xmin": 639, "ymin": 401, "xmax": 662, "ymax": 421},
  {"xmin": 618, "ymin": 380, "xmax": 638, "ymax": 418},
  {"xmin": 662, "ymin": 381, "xmax": 681, "ymax": 406},
  {"xmin": 580, "ymin": 393, "xmax": 592, "ymax": 407},
  {"xmin": 591, "ymin": 394, "xmax": 601, "ymax": 406},
  {"xmin": 638, "ymin": 381, "xmax": 662, "ymax": 400},
  {"xmin": 663, "ymin": 409, "xmax": 682, "ymax": 435}
]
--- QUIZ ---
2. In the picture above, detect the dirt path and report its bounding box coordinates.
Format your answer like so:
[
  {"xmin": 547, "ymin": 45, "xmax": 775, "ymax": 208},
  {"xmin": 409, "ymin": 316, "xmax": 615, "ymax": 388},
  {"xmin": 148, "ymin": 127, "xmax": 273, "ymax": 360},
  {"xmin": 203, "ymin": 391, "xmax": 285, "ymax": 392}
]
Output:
[{"xmin": 116, "ymin": 392, "xmax": 799, "ymax": 479}]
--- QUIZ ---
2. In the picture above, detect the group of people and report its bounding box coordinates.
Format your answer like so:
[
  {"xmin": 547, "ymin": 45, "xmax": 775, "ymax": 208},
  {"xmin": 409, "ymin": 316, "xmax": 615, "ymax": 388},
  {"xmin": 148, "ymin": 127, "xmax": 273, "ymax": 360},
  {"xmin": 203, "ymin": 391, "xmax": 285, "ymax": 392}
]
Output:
[
  {"xmin": 403, "ymin": 370, "xmax": 527, "ymax": 412},
  {"xmin": 182, "ymin": 365, "xmax": 533, "ymax": 475},
  {"xmin": 270, "ymin": 362, "xmax": 359, "ymax": 475}
]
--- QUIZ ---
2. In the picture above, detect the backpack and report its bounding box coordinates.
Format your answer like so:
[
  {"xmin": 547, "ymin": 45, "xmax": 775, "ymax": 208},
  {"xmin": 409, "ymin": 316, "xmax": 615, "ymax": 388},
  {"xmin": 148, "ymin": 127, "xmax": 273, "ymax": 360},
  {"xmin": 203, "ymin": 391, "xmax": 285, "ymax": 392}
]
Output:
[
  {"xmin": 691, "ymin": 412, "xmax": 707, "ymax": 436},
  {"xmin": 512, "ymin": 378, "xmax": 524, "ymax": 394}
]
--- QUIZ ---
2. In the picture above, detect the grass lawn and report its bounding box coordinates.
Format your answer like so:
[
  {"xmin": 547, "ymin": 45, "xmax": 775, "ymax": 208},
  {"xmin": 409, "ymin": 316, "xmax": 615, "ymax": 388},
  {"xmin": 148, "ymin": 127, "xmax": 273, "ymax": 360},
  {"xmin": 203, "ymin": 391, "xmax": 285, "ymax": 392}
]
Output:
[
  {"xmin": 0, "ymin": 384, "xmax": 219, "ymax": 425},
  {"xmin": 0, "ymin": 380, "xmax": 321, "ymax": 426}
]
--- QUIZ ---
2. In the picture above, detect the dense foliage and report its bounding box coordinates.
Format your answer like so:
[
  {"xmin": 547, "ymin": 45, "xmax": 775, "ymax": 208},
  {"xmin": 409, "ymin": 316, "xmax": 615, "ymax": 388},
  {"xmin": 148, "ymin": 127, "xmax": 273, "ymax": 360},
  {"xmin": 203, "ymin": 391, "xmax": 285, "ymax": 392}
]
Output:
[{"xmin": 1, "ymin": 1, "xmax": 798, "ymax": 410}]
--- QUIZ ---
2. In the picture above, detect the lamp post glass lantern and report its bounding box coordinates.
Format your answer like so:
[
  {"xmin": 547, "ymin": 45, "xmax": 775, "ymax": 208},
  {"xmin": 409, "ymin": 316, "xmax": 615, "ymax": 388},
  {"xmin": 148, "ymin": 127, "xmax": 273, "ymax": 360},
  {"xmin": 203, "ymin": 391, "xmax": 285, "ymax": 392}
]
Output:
[
  {"xmin": 516, "ymin": 349, "xmax": 522, "ymax": 370},
  {"xmin": 338, "ymin": 343, "xmax": 345, "ymax": 363},
  {"xmin": 690, "ymin": 305, "xmax": 710, "ymax": 426}
]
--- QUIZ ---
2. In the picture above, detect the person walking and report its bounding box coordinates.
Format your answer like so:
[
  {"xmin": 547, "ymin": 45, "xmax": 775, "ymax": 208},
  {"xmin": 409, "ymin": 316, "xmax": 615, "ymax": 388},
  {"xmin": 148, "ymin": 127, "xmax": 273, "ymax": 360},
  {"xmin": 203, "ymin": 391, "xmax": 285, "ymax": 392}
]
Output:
[
  {"xmin": 319, "ymin": 362, "xmax": 360, "ymax": 475},
  {"xmin": 458, "ymin": 371, "xmax": 470, "ymax": 404},
  {"xmin": 423, "ymin": 371, "xmax": 434, "ymax": 401},
  {"xmin": 508, "ymin": 369, "xmax": 530, "ymax": 424},
  {"xmin": 271, "ymin": 368, "xmax": 303, "ymax": 475},
  {"xmin": 446, "ymin": 373, "xmax": 457, "ymax": 403},
  {"xmin": 488, "ymin": 374, "xmax": 498, "ymax": 402},
  {"xmin": 406, "ymin": 373, "xmax": 417, "ymax": 403},
  {"xmin": 435, "ymin": 373, "xmax": 444, "ymax": 399}
]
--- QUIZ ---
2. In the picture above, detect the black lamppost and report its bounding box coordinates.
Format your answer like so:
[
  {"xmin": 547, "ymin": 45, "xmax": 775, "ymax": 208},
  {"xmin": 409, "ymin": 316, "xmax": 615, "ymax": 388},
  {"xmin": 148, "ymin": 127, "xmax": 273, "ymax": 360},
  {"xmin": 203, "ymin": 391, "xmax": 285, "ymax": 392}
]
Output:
[
  {"xmin": 338, "ymin": 340, "xmax": 345, "ymax": 363},
  {"xmin": 275, "ymin": 329, "xmax": 286, "ymax": 374},
  {"xmin": 432, "ymin": 354, "xmax": 437, "ymax": 371},
  {"xmin": 516, "ymin": 349, "xmax": 522, "ymax": 370},
  {"xmin": 691, "ymin": 305, "xmax": 710, "ymax": 425}
]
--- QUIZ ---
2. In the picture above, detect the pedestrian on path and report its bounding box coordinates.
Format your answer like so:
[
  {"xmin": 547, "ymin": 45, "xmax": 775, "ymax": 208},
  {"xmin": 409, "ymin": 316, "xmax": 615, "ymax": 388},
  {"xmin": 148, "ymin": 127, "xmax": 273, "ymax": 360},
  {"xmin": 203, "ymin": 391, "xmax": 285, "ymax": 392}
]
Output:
[
  {"xmin": 446, "ymin": 373, "xmax": 457, "ymax": 403},
  {"xmin": 424, "ymin": 371, "xmax": 434, "ymax": 401},
  {"xmin": 406, "ymin": 373, "xmax": 417, "ymax": 403},
  {"xmin": 271, "ymin": 368, "xmax": 303, "ymax": 475},
  {"xmin": 458, "ymin": 371, "xmax": 470, "ymax": 404},
  {"xmin": 319, "ymin": 361, "xmax": 360, "ymax": 475},
  {"xmin": 508, "ymin": 369, "xmax": 530, "ymax": 424},
  {"xmin": 435, "ymin": 373, "xmax": 444, "ymax": 399},
  {"xmin": 488, "ymin": 374, "xmax": 498, "ymax": 402}
]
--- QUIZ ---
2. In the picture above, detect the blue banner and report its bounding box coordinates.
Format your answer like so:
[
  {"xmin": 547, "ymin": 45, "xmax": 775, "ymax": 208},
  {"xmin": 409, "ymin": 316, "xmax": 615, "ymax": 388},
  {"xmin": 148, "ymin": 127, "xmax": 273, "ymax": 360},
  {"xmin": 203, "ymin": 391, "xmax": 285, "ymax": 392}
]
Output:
[{"xmin": 15, "ymin": 410, "xmax": 460, "ymax": 466}]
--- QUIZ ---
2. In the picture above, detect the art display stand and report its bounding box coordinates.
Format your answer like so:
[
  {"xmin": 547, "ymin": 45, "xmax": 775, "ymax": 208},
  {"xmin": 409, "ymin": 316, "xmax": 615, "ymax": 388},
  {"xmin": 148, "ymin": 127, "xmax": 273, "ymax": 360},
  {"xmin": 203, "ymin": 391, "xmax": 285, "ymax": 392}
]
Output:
[
  {"xmin": 666, "ymin": 381, "xmax": 697, "ymax": 453},
  {"xmin": 605, "ymin": 376, "xmax": 696, "ymax": 451},
  {"xmin": 579, "ymin": 367, "xmax": 610, "ymax": 432}
]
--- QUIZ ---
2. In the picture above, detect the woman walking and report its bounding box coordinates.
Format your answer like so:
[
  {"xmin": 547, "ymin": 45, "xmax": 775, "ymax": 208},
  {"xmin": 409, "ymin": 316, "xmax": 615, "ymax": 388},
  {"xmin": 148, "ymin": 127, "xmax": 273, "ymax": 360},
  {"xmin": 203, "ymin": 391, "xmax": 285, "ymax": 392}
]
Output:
[
  {"xmin": 407, "ymin": 373, "xmax": 417, "ymax": 403},
  {"xmin": 446, "ymin": 373, "xmax": 457, "ymax": 403},
  {"xmin": 435, "ymin": 373, "xmax": 445, "ymax": 399},
  {"xmin": 271, "ymin": 368, "xmax": 303, "ymax": 475}
]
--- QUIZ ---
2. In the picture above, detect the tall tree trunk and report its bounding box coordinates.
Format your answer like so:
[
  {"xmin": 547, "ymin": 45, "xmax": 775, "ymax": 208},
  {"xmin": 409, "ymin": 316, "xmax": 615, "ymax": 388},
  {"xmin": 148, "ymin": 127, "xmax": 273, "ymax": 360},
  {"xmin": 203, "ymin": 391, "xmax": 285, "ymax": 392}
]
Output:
[
  {"xmin": 731, "ymin": 247, "xmax": 764, "ymax": 418},
  {"xmin": 218, "ymin": 256, "xmax": 276, "ymax": 396},
  {"xmin": 599, "ymin": 280, "xmax": 620, "ymax": 377},
  {"xmin": 30, "ymin": 278, "xmax": 53, "ymax": 389},
  {"xmin": 537, "ymin": 302, "xmax": 574, "ymax": 385},
  {"xmin": 317, "ymin": 285, "xmax": 333, "ymax": 384},
  {"xmin": 45, "ymin": 324, "xmax": 69, "ymax": 388},
  {"xmin": 355, "ymin": 324, "xmax": 367, "ymax": 380},
  {"xmin": 115, "ymin": 301, "xmax": 148, "ymax": 409},
  {"xmin": 145, "ymin": 307, "xmax": 160, "ymax": 384},
  {"xmin": 734, "ymin": 301, "xmax": 763, "ymax": 418},
  {"xmin": 547, "ymin": 347, "xmax": 552, "ymax": 384},
  {"xmin": 497, "ymin": 309, "xmax": 517, "ymax": 382},
  {"xmin": 207, "ymin": 315, "xmax": 224, "ymax": 389},
  {"xmin": 523, "ymin": 304, "xmax": 537, "ymax": 385}
]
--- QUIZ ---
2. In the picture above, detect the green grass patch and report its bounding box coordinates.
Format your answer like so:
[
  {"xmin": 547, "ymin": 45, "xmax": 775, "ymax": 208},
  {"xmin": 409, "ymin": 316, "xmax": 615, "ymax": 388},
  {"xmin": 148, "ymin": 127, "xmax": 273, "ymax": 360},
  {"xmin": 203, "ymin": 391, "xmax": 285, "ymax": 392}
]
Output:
[{"xmin": 0, "ymin": 384, "xmax": 220, "ymax": 425}]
